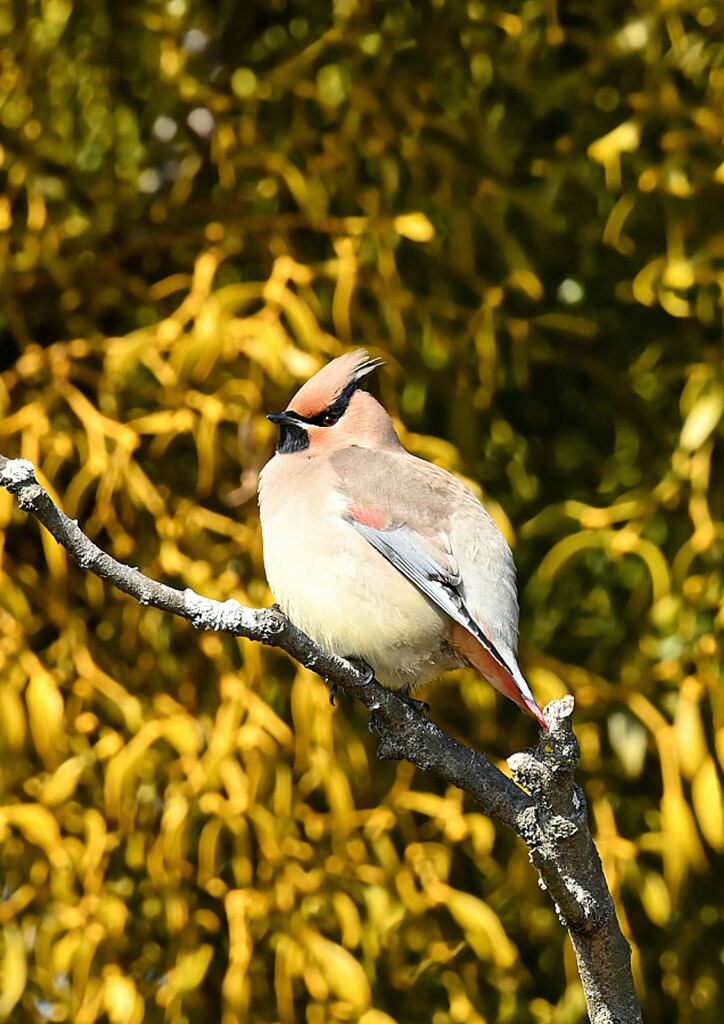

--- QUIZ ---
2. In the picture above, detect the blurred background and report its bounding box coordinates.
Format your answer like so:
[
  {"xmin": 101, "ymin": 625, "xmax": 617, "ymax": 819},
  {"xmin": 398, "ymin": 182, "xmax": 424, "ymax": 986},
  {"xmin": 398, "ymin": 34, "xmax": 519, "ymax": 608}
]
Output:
[{"xmin": 0, "ymin": 1, "xmax": 722, "ymax": 1022}]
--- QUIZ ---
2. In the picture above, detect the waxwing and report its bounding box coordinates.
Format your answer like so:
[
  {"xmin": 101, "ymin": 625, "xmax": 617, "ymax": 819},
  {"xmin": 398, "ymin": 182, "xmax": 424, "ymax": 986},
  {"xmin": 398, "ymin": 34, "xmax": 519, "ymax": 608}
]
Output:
[{"xmin": 258, "ymin": 350, "xmax": 545, "ymax": 729}]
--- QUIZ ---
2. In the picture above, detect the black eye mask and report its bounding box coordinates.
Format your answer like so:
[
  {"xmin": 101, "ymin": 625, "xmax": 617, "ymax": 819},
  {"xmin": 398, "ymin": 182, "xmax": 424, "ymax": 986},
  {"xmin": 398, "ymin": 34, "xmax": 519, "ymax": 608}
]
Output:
[
  {"xmin": 302, "ymin": 379, "xmax": 357, "ymax": 427},
  {"xmin": 269, "ymin": 369, "xmax": 375, "ymax": 453}
]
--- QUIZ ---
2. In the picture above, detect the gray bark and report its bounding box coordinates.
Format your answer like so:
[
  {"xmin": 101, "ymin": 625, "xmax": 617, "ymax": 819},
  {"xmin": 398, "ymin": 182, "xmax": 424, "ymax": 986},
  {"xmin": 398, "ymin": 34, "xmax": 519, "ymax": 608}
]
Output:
[{"xmin": 0, "ymin": 454, "xmax": 643, "ymax": 1024}]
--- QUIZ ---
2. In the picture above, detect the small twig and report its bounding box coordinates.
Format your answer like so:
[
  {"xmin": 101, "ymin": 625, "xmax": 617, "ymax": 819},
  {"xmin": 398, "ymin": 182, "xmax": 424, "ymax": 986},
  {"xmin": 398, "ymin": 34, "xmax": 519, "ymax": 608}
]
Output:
[{"xmin": 0, "ymin": 454, "xmax": 643, "ymax": 1024}]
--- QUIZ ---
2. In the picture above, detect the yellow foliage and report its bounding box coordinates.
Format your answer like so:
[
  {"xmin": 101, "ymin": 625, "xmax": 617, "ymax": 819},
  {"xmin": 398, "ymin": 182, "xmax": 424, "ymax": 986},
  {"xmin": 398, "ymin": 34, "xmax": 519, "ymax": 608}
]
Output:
[
  {"xmin": 0, "ymin": 3, "xmax": 722, "ymax": 1022},
  {"xmin": 25, "ymin": 663, "xmax": 66, "ymax": 769},
  {"xmin": 302, "ymin": 929, "xmax": 372, "ymax": 1009},
  {"xmin": 393, "ymin": 213, "xmax": 436, "ymax": 243},
  {"xmin": 680, "ymin": 390, "xmax": 724, "ymax": 452},
  {"xmin": 438, "ymin": 886, "xmax": 518, "ymax": 968},
  {"xmin": 691, "ymin": 758, "xmax": 724, "ymax": 853},
  {"xmin": 102, "ymin": 974, "xmax": 143, "ymax": 1024},
  {"xmin": 0, "ymin": 924, "xmax": 27, "ymax": 1020}
]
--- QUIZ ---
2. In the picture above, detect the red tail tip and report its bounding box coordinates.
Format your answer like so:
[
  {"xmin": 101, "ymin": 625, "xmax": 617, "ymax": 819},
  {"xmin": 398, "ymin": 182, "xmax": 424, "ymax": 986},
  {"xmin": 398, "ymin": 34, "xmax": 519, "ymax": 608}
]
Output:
[{"xmin": 527, "ymin": 700, "xmax": 548, "ymax": 732}]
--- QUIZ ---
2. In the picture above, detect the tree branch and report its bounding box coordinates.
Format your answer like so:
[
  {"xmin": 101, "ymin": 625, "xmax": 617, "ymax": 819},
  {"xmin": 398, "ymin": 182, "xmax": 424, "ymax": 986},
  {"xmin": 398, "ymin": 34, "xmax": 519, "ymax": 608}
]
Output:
[{"xmin": 0, "ymin": 454, "xmax": 642, "ymax": 1024}]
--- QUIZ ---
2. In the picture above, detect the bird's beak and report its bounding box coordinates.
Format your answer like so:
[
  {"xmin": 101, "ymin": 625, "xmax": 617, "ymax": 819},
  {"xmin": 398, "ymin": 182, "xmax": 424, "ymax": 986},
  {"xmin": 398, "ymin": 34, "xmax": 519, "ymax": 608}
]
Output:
[{"xmin": 267, "ymin": 411, "xmax": 301, "ymax": 427}]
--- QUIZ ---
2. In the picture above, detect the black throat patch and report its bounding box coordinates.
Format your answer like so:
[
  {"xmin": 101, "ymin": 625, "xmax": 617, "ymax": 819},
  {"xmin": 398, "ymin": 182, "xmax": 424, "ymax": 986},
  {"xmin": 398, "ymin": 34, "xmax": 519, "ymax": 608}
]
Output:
[{"xmin": 277, "ymin": 421, "xmax": 310, "ymax": 454}]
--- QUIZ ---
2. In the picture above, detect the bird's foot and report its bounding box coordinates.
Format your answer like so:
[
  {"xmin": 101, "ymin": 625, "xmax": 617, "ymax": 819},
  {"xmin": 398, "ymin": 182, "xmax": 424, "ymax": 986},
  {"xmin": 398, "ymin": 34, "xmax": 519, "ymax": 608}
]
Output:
[
  {"xmin": 399, "ymin": 694, "xmax": 430, "ymax": 715},
  {"xmin": 344, "ymin": 656, "xmax": 376, "ymax": 685},
  {"xmin": 326, "ymin": 657, "xmax": 375, "ymax": 707}
]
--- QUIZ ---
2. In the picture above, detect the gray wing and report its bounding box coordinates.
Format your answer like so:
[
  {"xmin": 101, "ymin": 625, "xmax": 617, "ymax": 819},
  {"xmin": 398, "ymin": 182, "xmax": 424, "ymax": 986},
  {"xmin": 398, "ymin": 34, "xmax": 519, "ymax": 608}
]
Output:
[{"xmin": 349, "ymin": 519, "xmax": 515, "ymax": 677}]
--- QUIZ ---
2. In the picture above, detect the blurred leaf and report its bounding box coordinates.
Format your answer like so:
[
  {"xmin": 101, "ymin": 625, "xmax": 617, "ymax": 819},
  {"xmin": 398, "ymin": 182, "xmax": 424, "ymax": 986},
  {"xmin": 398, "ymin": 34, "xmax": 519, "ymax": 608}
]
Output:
[
  {"xmin": 680, "ymin": 391, "xmax": 724, "ymax": 452},
  {"xmin": 0, "ymin": 2, "xmax": 722, "ymax": 1021},
  {"xmin": 692, "ymin": 758, "xmax": 724, "ymax": 853},
  {"xmin": 394, "ymin": 213, "xmax": 436, "ymax": 243},
  {"xmin": 0, "ymin": 924, "xmax": 26, "ymax": 1020}
]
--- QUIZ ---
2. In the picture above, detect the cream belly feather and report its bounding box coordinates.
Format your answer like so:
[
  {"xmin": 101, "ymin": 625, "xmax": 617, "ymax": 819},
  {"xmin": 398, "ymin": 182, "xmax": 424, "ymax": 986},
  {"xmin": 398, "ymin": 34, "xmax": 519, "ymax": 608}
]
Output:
[{"xmin": 258, "ymin": 460, "xmax": 456, "ymax": 691}]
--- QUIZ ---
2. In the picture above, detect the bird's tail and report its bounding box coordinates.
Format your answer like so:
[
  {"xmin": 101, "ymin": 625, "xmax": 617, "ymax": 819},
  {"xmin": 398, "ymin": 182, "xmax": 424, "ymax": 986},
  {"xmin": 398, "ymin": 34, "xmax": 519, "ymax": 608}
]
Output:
[{"xmin": 450, "ymin": 623, "xmax": 547, "ymax": 730}]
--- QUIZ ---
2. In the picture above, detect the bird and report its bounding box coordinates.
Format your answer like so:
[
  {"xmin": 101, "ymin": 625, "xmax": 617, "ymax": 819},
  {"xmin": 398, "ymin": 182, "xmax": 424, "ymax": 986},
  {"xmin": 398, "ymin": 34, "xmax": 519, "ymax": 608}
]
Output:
[{"xmin": 258, "ymin": 350, "xmax": 546, "ymax": 729}]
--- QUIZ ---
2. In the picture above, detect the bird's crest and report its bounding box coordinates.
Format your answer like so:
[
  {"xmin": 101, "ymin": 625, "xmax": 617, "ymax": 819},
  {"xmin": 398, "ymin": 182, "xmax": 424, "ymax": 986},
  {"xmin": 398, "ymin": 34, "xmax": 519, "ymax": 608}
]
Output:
[{"xmin": 288, "ymin": 350, "xmax": 383, "ymax": 419}]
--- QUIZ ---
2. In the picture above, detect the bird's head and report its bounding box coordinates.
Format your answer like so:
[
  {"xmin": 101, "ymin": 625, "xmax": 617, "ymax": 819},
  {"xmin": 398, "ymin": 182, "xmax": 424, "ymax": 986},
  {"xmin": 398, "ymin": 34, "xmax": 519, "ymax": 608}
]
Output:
[{"xmin": 267, "ymin": 350, "xmax": 400, "ymax": 455}]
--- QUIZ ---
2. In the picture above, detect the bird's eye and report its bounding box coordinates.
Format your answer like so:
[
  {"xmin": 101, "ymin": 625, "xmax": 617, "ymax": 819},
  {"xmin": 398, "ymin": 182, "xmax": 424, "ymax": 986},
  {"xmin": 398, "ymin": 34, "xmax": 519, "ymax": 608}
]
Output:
[{"xmin": 322, "ymin": 412, "xmax": 339, "ymax": 427}]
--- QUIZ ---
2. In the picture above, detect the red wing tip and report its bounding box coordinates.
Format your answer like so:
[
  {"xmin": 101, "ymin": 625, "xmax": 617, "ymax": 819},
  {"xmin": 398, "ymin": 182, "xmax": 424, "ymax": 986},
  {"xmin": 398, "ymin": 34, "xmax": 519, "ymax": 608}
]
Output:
[{"xmin": 348, "ymin": 505, "xmax": 387, "ymax": 530}]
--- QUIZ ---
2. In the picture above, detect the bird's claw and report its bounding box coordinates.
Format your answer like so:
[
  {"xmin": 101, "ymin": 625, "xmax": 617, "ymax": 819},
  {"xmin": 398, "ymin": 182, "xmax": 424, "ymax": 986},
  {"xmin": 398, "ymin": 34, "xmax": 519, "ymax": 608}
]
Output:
[
  {"xmin": 400, "ymin": 695, "xmax": 430, "ymax": 715},
  {"xmin": 327, "ymin": 658, "xmax": 375, "ymax": 708},
  {"xmin": 344, "ymin": 656, "xmax": 375, "ymax": 685},
  {"xmin": 323, "ymin": 675, "xmax": 340, "ymax": 706}
]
